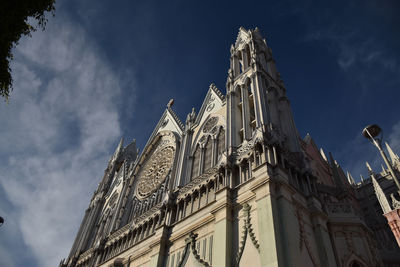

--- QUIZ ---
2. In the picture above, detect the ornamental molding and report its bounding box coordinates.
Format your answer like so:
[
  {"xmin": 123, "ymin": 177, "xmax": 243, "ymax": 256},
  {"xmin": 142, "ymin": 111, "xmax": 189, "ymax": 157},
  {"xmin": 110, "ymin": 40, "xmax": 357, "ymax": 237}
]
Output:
[
  {"xmin": 294, "ymin": 207, "xmax": 319, "ymax": 267},
  {"xmin": 192, "ymin": 114, "xmax": 225, "ymax": 154},
  {"xmin": 160, "ymin": 118, "xmax": 169, "ymax": 128},
  {"xmin": 78, "ymin": 247, "xmax": 94, "ymax": 262},
  {"xmin": 106, "ymin": 223, "xmax": 130, "ymax": 246},
  {"xmin": 209, "ymin": 83, "xmax": 225, "ymax": 101},
  {"xmin": 133, "ymin": 131, "xmax": 177, "ymax": 200},
  {"xmin": 391, "ymin": 193, "xmax": 400, "ymax": 209},
  {"xmin": 178, "ymin": 232, "xmax": 211, "ymax": 267},
  {"xmin": 178, "ymin": 166, "xmax": 220, "ymax": 199},
  {"xmin": 235, "ymin": 131, "xmax": 263, "ymax": 162},
  {"xmin": 236, "ymin": 203, "xmax": 260, "ymax": 265},
  {"xmin": 167, "ymin": 107, "xmax": 185, "ymax": 130},
  {"xmin": 233, "ymin": 71, "xmax": 255, "ymax": 88},
  {"xmin": 193, "ymin": 84, "xmax": 225, "ymax": 127},
  {"xmin": 234, "ymin": 27, "xmax": 251, "ymax": 50},
  {"xmin": 132, "ymin": 202, "xmax": 164, "ymax": 225},
  {"xmin": 202, "ymin": 116, "xmax": 219, "ymax": 134},
  {"xmin": 90, "ymin": 191, "xmax": 104, "ymax": 208}
]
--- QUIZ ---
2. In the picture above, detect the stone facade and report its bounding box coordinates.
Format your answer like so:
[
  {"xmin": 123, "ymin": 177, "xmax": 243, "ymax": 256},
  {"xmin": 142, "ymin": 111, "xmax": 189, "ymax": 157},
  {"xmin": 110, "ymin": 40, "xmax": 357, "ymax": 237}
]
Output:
[{"xmin": 60, "ymin": 27, "xmax": 398, "ymax": 267}]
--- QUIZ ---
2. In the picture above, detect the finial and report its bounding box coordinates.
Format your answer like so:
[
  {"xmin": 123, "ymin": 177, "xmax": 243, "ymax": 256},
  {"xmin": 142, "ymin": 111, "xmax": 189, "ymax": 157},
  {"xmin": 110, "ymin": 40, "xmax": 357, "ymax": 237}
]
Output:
[
  {"xmin": 381, "ymin": 164, "xmax": 386, "ymax": 173},
  {"xmin": 391, "ymin": 194, "xmax": 400, "ymax": 209},
  {"xmin": 366, "ymin": 162, "xmax": 373, "ymax": 173},
  {"xmin": 167, "ymin": 99, "xmax": 174, "ymax": 108},
  {"xmin": 347, "ymin": 171, "xmax": 355, "ymax": 185},
  {"xmin": 385, "ymin": 142, "xmax": 399, "ymax": 163},
  {"xmin": 185, "ymin": 107, "xmax": 196, "ymax": 126},
  {"xmin": 320, "ymin": 148, "xmax": 328, "ymax": 161}
]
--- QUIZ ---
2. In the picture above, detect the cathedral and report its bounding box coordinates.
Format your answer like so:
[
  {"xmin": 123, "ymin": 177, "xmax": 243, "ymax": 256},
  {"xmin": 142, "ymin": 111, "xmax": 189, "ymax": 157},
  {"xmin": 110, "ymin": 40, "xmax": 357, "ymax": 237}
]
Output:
[{"xmin": 60, "ymin": 27, "xmax": 400, "ymax": 267}]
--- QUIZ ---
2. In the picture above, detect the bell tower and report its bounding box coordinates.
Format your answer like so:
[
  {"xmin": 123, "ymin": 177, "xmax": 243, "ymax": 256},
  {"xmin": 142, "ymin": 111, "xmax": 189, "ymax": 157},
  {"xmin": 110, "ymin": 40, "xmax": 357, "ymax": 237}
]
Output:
[{"xmin": 226, "ymin": 27, "xmax": 302, "ymax": 157}]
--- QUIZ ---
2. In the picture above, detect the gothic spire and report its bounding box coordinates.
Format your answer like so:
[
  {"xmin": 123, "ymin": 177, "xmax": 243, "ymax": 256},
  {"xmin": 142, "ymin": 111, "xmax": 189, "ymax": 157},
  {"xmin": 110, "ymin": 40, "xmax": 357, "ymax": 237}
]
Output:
[
  {"xmin": 320, "ymin": 148, "xmax": 328, "ymax": 162},
  {"xmin": 366, "ymin": 161, "xmax": 373, "ymax": 173},
  {"xmin": 111, "ymin": 137, "xmax": 124, "ymax": 163},
  {"xmin": 346, "ymin": 171, "xmax": 356, "ymax": 185},
  {"xmin": 371, "ymin": 172, "xmax": 392, "ymax": 214},
  {"xmin": 329, "ymin": 152, "xmax": 345, "ymax": 189},
  {"xmin": 385, "ymin": 142, "xmax": 399, "ymax": 164}
]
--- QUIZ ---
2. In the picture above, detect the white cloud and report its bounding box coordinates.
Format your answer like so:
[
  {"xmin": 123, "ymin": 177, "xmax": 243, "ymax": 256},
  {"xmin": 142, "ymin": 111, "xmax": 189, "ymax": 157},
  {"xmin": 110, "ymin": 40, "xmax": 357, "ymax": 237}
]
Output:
[{"xmin": 0, "ymin": 15, "xmax": 130, "ymax": 267}]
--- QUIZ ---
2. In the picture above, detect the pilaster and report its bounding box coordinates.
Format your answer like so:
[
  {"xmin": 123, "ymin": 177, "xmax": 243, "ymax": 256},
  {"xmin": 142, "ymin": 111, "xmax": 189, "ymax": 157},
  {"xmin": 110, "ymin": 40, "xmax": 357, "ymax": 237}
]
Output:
[
  {"xmin": 149, "ymin": 226, "xmax": 170, "ymax": 267},
  {"xmin": 308, "ymin": 196, "xmax": 337, "ymax": 267},
  {"xmin": 211, "ymin": 187, "xmax": 233, "ymax": 267},
  {"xmin": 251, "ymin": 174, "xmax": 284, "ymax": 267}
]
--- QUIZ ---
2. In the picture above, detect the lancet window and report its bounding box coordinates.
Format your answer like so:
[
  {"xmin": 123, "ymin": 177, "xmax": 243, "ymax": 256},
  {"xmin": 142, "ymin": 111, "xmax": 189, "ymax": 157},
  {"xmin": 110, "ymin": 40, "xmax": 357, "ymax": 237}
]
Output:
[
  {"xmin": 190, "ymin": 117, "xmax": 225, "ymax": 180},
  {"xmin": 203, "ymin": 137, "xmax": 213, "ymax": 171},
  {"xmin": 237, "ymin": 80, "xmax": 256, "ymax": 142},
  {"xmin": 216, "ymin": 128, "xmax": 225, "ymax": 163},
  {"xmin": 191, "ymin": 144, "xmax": 201, "ymax": 178}
]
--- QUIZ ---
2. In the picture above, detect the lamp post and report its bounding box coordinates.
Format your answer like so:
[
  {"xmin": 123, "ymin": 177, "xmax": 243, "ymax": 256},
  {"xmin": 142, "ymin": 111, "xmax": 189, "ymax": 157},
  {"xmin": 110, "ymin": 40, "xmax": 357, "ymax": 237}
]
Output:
[
  {"xmin": 362, "ymin": 124, "xmax": 400, "ymax": 193},
  {"xmin": 0, "ymin": 216, "xmax": 3, "ymax": 227}
]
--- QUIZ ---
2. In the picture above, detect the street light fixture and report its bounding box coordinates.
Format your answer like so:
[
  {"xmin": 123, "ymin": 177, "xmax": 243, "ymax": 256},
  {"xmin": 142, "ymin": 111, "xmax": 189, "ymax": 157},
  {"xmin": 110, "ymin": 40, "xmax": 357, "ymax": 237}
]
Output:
[
  {"xmin": 362, "ymin": 124, "xmax": 400, "ymax": 193},
  {"xmin": 0, "ymin": 216, "xmax": 4, "ymax": 227}
]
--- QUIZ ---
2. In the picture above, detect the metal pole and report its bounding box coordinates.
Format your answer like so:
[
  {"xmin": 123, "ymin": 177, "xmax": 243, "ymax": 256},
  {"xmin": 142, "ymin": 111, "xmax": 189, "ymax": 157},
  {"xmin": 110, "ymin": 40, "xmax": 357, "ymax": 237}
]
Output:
[{"xmin": 365, "ymin": 128, "xmax": 400, "ymax": 192}]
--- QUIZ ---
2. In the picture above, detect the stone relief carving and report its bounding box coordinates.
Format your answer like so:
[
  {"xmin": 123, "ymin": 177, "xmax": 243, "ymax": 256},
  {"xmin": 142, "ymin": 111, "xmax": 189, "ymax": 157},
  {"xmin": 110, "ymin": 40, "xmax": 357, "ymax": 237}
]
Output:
[
  {"xmin": 199, "ymin": 135, "xmax": 208, "ymax": 144},
  {"xmin": 236, "ymin": 203, "xmax": 260, "ymax": 265},
  {"xmin": 203, "ymin": 117, "xmax": 219, "ymax": 133},
  {"xmin": 206, "ymin": 102, "xmax": 215, "ymax": 112},
  {"xmin": 135, "ymin": 134, "xmax": 176, "ymax": 200},
  {"xmin": 236, "ymin": 136, "xmax": 263, "ymax": 158},
  {"xmin": 391, "ymin": 194, "xmax": 400, "ymax": 209},
  {"xmin": 136, "ymin": 146, "xmax": 174, "ymax": 198},
  {"xmin": 178, "ymin": 232, "xmax": 211, "ymax": 267},
  {"xmin": 294, "ymin": 207, "xmax": 319, "ymax": 267},
  {"xmin": 210, "ymin": 126, "xmax": 219, "ymax": 135},
  {"xmin": 208, "ymin": 95, "xmax": 215, "ymax": 104},
  {"xmin": 108, "ymin": 192, "xmax": 119, "ymax": 208},
  {"xmin": 161, "ymin": 118, "xmax": 169, "ymax": 128}
]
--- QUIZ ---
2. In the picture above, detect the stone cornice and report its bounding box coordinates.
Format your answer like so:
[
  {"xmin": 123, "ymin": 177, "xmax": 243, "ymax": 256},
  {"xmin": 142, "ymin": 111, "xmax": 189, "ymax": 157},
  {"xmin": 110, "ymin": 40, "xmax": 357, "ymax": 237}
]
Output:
[
  {"xmin": 132, "ymin": 202, "xmax": 164, "ymax": 225},
  {"xmin": 167, "ymin": 107, "xmax": 185, "ymax": 131},
  {"xmin": 77, "ymin": 247, "xmax": 94, "ymax": 263},
  {"xmin": 177, "ymin": 166, "xmax": 220, "ymax": 199}
]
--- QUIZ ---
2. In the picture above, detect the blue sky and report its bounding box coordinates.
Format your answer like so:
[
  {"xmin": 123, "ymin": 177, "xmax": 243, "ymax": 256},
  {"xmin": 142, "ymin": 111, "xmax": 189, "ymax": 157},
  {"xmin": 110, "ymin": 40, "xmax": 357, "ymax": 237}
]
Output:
[{"xmin": 0, "ymin": 0, "xmax": 399, "ymax": 266}]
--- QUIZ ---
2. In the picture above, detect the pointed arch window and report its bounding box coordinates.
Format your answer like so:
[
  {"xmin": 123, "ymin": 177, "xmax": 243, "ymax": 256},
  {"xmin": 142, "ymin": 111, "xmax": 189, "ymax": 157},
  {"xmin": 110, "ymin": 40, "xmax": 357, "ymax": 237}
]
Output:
[
  {"xmin": 244, "ymin": 44, "xmax": 251, "ymax": 69},
  {"xmin": 191, "ymin": 145, "xmax": 201, "ymax": 179},
  {"xmin": 217, "ymin": 128, "xmax": 225, "ymax": 162},
  {"xmin": 247, "ymin": 83, "xmax": 256, "ymax": 132},
  {"xmin": 204, "ymin": 139, "xmax": 213, "ymax": 171}
]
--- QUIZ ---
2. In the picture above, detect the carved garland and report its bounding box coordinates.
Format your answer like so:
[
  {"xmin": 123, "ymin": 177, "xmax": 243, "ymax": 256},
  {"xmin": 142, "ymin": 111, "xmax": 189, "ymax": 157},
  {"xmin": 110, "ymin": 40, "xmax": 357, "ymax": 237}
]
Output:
[
  {"xmin": 294, "ymin": 207, "xmax": 319, "ymax": 267},
  {"xmin": 236, "ymin": 203, "xmax": 260, "ymax": 265},
  {"xmin": 178, "ymin": 232, "xmax": 211, "ymax": 267},
  {"xmin": 341, "ymin": 230, "xmax": 371, "ymax": 267}
]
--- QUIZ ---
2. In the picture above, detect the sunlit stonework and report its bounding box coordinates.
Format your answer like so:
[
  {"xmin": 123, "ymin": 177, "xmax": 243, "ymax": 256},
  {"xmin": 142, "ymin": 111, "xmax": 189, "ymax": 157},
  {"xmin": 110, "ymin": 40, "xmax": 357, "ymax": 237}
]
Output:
[
  {"xmin": 202, "ymin": 116, "xmax": 218, "ymax": 133},
  {"xmin": 136, "ymin": 143, "xmax": 175, "ymax": 199},
  {"xmin": 61, "ymin": 27, "xmax": 400, "ymax": 267}
]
